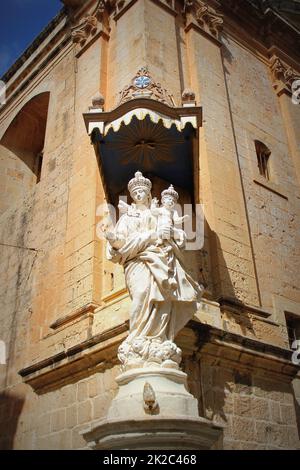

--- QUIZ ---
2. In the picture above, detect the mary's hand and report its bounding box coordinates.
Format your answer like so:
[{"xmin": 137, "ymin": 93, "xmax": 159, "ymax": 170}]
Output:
[
  {"xmin": 104, "ymin": 231, "xmax": 115, "ymax": 241},
  {"xmin": 105, "ymin": 231, "xmax": 126, "ymax": 249},
  {"xmin": 157, "ymin": 224, "xmax": 173, "ymax": 240}
]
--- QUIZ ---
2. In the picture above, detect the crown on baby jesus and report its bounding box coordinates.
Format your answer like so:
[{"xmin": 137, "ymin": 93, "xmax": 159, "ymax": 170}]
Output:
[
  {"xmin": 161, "ymin": 185, "xmax": 178, "ymax": 201},
  {"xmin": 128, "ymin": 171, "xmax": 152, "ymax": 193}
]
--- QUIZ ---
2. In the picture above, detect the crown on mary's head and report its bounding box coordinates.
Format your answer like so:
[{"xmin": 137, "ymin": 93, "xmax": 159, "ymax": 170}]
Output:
[
  {"xmin": 161, "ymin": 184, "xmax": 178, "ymax": 201},
  {"xmin": 128, "ymin": 171, "xmax": 152, "ymax": 193}
]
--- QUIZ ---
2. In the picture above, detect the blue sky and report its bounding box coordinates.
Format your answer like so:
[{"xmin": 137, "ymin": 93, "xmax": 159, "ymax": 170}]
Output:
[{"xmin": 0, "ymin": 0, "xmax": 62, "ymax": 77}]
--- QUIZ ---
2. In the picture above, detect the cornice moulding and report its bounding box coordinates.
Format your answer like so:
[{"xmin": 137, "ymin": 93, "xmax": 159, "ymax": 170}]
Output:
[
  {"xmin": 19, "ymin": 319, "xmax": 299, "ymax": 394},
  {"xmin": 50, "ymin": 302, "xmax": 101, "ymax": 330},
  {"xmin": 0, "ymin": 37, "xmax": 72, "ymax": 115},
  {"xmin": 193, "ymin": 322, "xmax": 300, "ymax": 382},
  {"xmin": 149, "ymin": 0, "xmax": 178, "ymax": 17},
  {"xmin": 113, "ymin": 0, "xmax": 139, "ymax": 21},
  {"xmin": 83, "ymin": 97, "xmax": 203, "ymax": 134},
  {"xmin": 62, "ymin": 0, "xmax": 85, "ymax": 8},
  {"xmin": 19, "ymin": 322, "xmax": 129, "ymax": 394}
]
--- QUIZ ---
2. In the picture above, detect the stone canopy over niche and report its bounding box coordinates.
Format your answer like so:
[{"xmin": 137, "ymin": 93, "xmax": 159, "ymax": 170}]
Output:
[
  {"xmin": 92, "ymin": 115, "xmax": 196, "ymax": 203},
  {"xmin": 83, "ymin": 66, "xmax": 202, "ymax": 204}
]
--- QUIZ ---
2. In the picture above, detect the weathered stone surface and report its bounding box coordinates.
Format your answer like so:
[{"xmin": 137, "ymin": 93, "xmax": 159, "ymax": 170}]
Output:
[
  {"xmin": 77, "ymin": 400, "xmax": 92, "ymax": 425},
  {"xmin": 66, "ymin": 404, "xmax": 78, "ymax": 429},
  {"xmin": 251, "ymin": 397, "xmax": 270, "ymax": 421},
  {"xmin": 232, "ymin": 416, "xmax": 256, "ymax": 442},
  {"xmin": 50, "ymin": 409, "xmax": 66, "ymax": 433},
  {"xmin": 0, "ymin": 0, "xmax": 299, "ymax": 451}
]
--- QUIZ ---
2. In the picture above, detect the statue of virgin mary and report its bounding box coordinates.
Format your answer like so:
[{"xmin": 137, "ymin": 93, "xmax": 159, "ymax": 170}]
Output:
[{"xmin": 105, "ymin": 171, "xmax": 202, "ymax": 370}]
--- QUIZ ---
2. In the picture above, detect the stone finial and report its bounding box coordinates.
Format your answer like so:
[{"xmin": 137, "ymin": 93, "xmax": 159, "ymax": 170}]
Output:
[
  {"xmin": 92, "ymin": 92, "xmax": 105, "ymax": 107},
  {"xmin": 89, "ymin": 92, "xmax": 105, "ymax": 112},
  {"xmin": 182, "ymin": 88, "xmax": 196, "ymax": 105}
]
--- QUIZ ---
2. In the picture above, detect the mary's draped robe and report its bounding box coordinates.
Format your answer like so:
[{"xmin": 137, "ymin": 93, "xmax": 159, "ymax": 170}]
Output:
[{"xmin": 107, "ymin": 205, "xmax": 202, "ymax": 366}]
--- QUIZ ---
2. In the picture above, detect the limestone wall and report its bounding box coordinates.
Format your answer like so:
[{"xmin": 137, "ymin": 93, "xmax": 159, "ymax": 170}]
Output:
[
  {"xmin": 224, "ymin": 37, "xmax": 300, "ymax": 313},
  {"xmin": 200, "ymin": 358, "xmax": 299, "ymax": 450},
  {"xmin": 0, "ymin": 0, "xmax": 299, "ymax": 450},
  {"xmin": 0, "ymin": 366, "xmax": 119, "ymax": 450},
  {"xmin": 0, "ymin": 39, "xmax": 77, "ymax": 448}
]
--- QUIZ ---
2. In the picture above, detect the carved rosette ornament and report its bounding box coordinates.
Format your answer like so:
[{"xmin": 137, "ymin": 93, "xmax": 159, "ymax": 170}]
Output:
[
  {"xmin": 71, "ymin": 0, "xmax": 109, "ymax": 48},
  {"xmin": 270, "ymin": 56, "xmax": 300, "ymax": 96},
  {"xmin": 118, "ymin": 66, "xmax": 175, "ymax": 107}
]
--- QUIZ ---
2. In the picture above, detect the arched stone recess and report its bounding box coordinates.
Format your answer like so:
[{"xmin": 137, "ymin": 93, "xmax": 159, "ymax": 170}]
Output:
[
  {"xmin": 0, "ymin": 92, "xmax": 50, "ymax": 214},
  {"xmin": 83, "ymin": 72, "xmax": 203, "ymax": 303}
]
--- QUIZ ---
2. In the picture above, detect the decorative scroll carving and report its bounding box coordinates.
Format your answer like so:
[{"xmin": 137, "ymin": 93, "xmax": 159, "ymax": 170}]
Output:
[
  {"xmin": 195, "ymin": 1, "xmax": 223, "ymax": 38},
  {"xmin": 71, "ymin": 0, "xmax": 108, "ymax": 47},
  {"xmin": 270, "ymin": 56, "xmax": 300, "ymax": 94},
  {"xmin": 71, "ymin": 16, "xmax": 98, "ymax": 44},
  {"xmin": 183, "ymin": 0, "xmax": 223, "ymax": 39},
  {"xmin": 118, "ymin": 66, "xmax": 175, "ymax": 107}
]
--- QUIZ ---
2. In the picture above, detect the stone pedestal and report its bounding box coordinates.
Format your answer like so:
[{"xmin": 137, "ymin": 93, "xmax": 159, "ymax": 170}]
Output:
[
  {"xmin": 108, "ymin": 367, "xmax": 198, "ymax": 419},
  {"xmin": 82, "ymin": 367, "xmax": 223, "ymax": 449}
]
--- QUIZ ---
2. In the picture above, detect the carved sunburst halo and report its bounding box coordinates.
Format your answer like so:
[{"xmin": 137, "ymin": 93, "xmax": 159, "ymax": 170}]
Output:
[
  {"xmin": 94, "ymin": 114, "xmax": 195, "ymax": 199},
  {"xmin": 103, "ymin": 115, "xmax": 187, "ymax": 171}
]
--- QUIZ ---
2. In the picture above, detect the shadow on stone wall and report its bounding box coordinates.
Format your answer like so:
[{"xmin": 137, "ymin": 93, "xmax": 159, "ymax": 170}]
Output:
[
  {"xmin": 209, "ymin": 228, "xmax": 255, "ymax": 336},
  {"xmin": 181, "ymin": 355, "xmax": 204, "ymax": 417},
  {"xmin": 220, "ymin": 32, "xmax": 234, "ymax": 76},
  {"xmin": 197, "ymin": 361, "xmax": 300, "ymax": 448},
  {"xmin": 0, "ymin": 392, "xmax": 24, "ymax": 449}
]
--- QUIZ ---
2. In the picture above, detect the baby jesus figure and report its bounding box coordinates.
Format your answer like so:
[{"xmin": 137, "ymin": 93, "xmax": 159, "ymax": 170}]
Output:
[
  {"xmin": 151, "ymin": 185, "xmax": 189, "ymax": 245},
  {"xmin": 117, "ymin": 184, "xmax": 189, "ymax": 246},
  {"xmin": 116, "ymin": 184, "xmax": 189, "ymax": 245}
]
